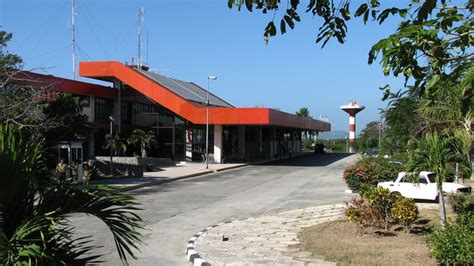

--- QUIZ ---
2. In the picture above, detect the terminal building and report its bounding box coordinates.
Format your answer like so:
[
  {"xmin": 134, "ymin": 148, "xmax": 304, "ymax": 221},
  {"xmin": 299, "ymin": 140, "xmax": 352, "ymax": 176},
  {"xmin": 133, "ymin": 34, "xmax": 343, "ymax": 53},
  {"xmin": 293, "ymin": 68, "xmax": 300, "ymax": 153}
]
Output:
[{"xmin": 23, "ymin": 61, "xmax": 330, "ymax": 162}]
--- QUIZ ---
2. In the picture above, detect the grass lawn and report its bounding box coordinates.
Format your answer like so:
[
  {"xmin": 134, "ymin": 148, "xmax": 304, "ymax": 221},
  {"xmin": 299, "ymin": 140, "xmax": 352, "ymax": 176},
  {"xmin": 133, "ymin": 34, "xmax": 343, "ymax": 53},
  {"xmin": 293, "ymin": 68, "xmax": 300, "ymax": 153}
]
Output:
[{"xmin": 298, "ymin": 208, "xmax": 457, "ymax": 265}]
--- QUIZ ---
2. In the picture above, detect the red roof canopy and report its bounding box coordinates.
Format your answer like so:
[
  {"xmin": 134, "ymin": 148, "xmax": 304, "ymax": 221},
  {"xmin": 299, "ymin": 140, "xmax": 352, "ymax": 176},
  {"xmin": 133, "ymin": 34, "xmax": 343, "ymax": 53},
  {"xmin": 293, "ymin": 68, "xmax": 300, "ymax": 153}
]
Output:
[
  {"xmin": 13, "ymin": 71, "xmax": 115, "ymax": 99},
  {"xmin": 79, "ymin": 61, "xmax": 330, "ymax": 131}
]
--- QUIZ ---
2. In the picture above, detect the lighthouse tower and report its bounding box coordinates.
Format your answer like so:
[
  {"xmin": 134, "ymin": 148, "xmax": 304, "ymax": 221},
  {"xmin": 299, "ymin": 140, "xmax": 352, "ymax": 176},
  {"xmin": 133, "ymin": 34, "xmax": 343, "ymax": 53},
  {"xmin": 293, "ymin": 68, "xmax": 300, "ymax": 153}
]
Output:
[{"xmin": 340, "ymin": 101, "xmax": 365, "ymax": 152}]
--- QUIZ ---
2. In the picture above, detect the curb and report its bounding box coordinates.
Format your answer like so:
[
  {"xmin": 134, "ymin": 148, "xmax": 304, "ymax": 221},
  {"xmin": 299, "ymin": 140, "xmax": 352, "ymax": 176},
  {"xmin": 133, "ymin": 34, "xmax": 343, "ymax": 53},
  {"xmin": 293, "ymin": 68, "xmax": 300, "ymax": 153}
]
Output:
[
  {"xmin": 114, "ymin": 152, "xmax": 314, "ymax": 192},
  {"xmin": 116, "ymin": 164, "xmax": 249, "ymax": 192},
  {"xmin": 185, "ymin": 221, "xmax": 235, "ymax": 266}
]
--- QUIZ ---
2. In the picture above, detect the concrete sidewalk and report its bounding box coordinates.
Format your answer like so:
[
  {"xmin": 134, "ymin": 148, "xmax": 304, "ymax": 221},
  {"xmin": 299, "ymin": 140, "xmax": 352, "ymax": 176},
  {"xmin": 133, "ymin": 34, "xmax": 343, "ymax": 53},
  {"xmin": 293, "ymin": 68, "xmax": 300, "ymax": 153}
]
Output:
[
  {"xmin": 92, "ymin": 151, "xmax": 315, "ymax": 191},
  {"xmin": 91, "ymin": 162, "xmax": 245, "ymax": 191}
]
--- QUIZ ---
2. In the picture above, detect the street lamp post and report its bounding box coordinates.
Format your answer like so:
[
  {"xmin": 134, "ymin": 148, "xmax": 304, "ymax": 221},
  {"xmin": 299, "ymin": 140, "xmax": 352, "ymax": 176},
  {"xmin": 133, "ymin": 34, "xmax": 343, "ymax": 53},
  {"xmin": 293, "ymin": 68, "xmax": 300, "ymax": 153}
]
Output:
[
  {"xmin": 206, "ymin": 76, "xmax": 217, "ymax": 169},
  {"xmin": 109, "ymin": 115, "xmax": 115, "ymax": 175}
]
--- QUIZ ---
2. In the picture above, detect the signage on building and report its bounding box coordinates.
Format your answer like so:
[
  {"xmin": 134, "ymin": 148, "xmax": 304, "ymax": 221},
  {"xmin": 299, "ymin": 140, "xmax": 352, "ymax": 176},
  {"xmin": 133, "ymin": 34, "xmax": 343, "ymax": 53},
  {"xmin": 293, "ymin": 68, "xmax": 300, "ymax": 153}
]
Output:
[{"xmin": 185, "ymin": 129, "xmax": 193, "ymax": 160}]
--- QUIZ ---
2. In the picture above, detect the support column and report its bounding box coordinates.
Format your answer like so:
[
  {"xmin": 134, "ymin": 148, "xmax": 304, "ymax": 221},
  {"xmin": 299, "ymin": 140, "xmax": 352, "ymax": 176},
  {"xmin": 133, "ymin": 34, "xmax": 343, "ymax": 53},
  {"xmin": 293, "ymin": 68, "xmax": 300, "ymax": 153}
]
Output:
[
  {"xmin": 112, "ymin": 79, "xmax": 122, "ymax": 135},
  {"xmin": 271, "ymin": 127, "xmax": 276, "ymax": 159},
  {"xmin": 349, "ymin": 115, "xmax": 356, "ymax": 152},
  {"xmin": 88, "ymin": 139, "xmax": 94, "ymax": 159},
  {"xmin": 238, "ymin": 126, "xmax": 245, "ymax": 159},
  {"xmin": 172, "ymin": 121, "xmax": 175, "ymax": 159},
  {"xmin": 213, "ymin": 125, "xmax": 223, "ymax": 163},
  {"xmin": 89, "ymin": 96, "xmax": 95, "ymax": 158}
]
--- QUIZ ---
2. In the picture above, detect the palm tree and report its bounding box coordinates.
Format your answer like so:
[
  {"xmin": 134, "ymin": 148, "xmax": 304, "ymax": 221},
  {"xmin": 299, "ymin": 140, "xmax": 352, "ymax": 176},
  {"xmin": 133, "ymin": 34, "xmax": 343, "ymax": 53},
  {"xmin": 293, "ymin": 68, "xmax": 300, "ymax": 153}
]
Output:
[
  {"xmin": 406, "ymin": 132, "xmax": 458, "ymax": 228},
  {"xmin": 296, "ymin": 107, "xmax": 310, "ymax": 118},
  {"xmin": 418, "ymin": 80, "xmax": 472, "ymax": 179},
  {"xmin": 127, "ymin": 129, "xmax": 157, "ymax": 158},
  {"xmin": 0, "ymin": 124, "xmax": 143, "ymax": 264},
  {"xmin": 296, "ymin": 107, "xmax": 311, "ymax": 139},
  {"xmin": 43, "ymin": 94, "xmax": 95, "ymax": 142},
  {"xmin": 104, "ymin": 133, "xmax": 127, "ymax": 156}
]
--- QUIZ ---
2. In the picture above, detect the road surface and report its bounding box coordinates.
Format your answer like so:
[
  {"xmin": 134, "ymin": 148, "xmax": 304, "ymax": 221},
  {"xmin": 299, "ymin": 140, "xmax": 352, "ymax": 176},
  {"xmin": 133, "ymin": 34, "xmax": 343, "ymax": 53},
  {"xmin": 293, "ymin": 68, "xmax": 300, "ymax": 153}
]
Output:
[{"xmin": 73, "ymin": 153, "xmax": 357, "ymax": 265}]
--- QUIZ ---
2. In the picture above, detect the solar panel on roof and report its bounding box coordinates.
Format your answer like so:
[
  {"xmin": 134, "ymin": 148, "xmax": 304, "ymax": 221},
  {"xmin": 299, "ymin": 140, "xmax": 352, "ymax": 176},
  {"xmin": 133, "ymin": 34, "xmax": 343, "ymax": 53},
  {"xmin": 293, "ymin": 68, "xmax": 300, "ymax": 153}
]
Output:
[{"xmin": 136, "ymin": 69, "xmax": 233, "ymax": 108}]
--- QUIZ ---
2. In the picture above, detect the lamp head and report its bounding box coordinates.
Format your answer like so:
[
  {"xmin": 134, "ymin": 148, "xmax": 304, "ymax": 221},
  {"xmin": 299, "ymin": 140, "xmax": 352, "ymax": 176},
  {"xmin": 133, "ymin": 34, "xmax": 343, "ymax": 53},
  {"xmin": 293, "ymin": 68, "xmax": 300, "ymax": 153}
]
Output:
[
  {"xmin": 208, "ymin": 76, "xmax": 217, "ymax": 80},
  {"xmin": 108, "ymin": 116, "xmax": 115, "ymax": 122}
]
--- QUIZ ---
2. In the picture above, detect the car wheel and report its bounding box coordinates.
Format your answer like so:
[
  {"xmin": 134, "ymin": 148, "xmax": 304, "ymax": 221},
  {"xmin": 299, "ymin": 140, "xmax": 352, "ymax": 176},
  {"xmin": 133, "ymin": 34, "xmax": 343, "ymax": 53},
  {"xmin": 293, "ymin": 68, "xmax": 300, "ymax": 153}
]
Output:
[{"xmin": 391, "ymin": 192, "xmax": 402, "ymax": 197}]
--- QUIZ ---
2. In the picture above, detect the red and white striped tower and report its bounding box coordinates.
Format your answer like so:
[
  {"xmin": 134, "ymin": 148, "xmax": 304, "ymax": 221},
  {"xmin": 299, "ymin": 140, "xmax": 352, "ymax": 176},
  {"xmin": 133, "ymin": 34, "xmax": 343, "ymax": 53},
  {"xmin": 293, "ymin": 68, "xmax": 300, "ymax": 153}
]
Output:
[{"xmin": 340, "ymin": 101, "xmax": 365, "ymax": 152}]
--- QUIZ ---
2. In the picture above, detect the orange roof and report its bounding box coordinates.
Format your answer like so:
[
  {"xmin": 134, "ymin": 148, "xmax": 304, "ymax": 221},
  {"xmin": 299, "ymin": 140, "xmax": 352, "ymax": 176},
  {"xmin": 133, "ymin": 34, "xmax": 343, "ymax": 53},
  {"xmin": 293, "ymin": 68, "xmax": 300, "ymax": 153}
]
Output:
[
  {"xmin": 79, "ymin": 61, "xmax": 330, "ymax": 131},
  {"xmin": 13, "ymin": 71, "xmax": 116, "ymax": 99}
]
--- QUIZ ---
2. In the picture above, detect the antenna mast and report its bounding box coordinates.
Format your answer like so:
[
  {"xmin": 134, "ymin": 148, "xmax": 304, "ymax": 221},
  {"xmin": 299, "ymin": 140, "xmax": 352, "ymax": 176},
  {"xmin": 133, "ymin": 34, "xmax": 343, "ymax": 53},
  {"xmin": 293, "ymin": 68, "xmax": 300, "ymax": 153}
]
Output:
[
  {"xmin": 71, "ymin": 0, "xmax": 76, "ymax": 80},
  {"xmin": 138, "ymin": 7, "xmax": 145, "ymax": 69},
  {"xmin": 72, "ymin": 0, "xmax": 76, "ymax": 80},
  {"xmin": 146, "ymin": 30, "xmax": 149, "ymax": 66}
]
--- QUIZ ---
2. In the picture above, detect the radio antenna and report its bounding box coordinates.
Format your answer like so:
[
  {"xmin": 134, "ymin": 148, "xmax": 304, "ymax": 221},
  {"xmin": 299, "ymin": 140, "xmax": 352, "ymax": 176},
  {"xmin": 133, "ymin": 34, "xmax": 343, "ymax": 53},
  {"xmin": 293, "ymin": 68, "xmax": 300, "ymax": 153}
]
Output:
[
  {"xmin": 72, "ymin": 0, "xmax": 77, "ymax": 79},
  {"xmin": 138, "ymin": 7, "xmax": 145, "ymax": 69}
]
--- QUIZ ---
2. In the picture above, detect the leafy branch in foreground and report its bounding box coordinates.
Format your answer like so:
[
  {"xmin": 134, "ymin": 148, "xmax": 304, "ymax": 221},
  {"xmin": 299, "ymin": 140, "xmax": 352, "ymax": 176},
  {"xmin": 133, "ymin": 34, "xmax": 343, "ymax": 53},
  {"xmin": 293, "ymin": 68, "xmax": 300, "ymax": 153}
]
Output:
[{"xmin": 229, "ymin": 1, "xmax": 473, "ymax": 96}]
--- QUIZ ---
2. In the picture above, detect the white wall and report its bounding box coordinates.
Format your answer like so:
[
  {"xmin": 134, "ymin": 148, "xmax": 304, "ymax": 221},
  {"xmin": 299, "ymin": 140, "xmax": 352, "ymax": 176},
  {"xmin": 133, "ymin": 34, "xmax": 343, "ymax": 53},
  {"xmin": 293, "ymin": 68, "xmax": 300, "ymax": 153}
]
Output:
[{"xmin": 213, "ymin": 125, "xmax": 223, "ymax": 163}]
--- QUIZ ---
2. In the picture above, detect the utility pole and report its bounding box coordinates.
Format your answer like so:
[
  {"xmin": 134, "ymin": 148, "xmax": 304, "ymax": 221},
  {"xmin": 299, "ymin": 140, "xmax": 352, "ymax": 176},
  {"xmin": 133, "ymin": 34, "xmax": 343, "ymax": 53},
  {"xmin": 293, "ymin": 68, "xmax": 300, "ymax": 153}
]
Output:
[
  {"xmin": 137, "ymin": 7, "xmax": 144, "ymax": 69},
  {"xmin": 72, "ymin": 0, "xmax": 76, "ymax": 80},
  {"xmin": 146, "ymin": 30, "xmax": 149, "ymax": 66}
]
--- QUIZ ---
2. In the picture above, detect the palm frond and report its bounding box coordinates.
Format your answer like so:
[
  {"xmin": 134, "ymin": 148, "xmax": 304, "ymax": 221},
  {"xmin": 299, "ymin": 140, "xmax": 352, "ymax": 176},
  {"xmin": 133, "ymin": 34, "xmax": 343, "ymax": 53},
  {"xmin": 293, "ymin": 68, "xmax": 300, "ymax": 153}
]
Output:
[
  {"xmin": 1, "ymin": 124, "xmax": 144, "ymax": 264},
  {"xmin": 35, "ymin": 185, "xmax": 144, "ymax": 263}
]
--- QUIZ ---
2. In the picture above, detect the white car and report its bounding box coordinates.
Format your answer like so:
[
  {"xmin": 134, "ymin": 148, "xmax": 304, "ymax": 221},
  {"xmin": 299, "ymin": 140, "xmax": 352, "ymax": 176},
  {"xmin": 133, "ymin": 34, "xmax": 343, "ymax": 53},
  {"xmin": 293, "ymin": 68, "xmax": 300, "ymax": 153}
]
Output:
[{"xmin": 378, "ymin": 171, "xmax": 471, "ymax": 201}]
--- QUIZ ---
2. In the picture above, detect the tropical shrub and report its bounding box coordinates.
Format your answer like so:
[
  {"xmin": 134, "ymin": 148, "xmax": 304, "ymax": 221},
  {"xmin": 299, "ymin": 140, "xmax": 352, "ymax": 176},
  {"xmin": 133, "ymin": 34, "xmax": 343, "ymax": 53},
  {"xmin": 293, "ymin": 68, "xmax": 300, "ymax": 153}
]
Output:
[
  {"xmin": 428, "ymin": 220, "xmax": 474, "ymax": 265},
  {"xmin": 104, "ymin": 133, "xmax": 127, "ymax": 156},
  {"xmin": 127, "ymin": 129, "xmax": 157, "ymax": 158},
  {"xmin": 360, "ymin": 185, "xmax": 394, "ymax": 230},
  {"xmin": 345, "ymin": 196, "xmax": 384, "ymax": 229},
  {"xmin": 343, "ymin": 156, "xmax": 403, "ymax": 190},
  {"xmin": 446, "ymin": 192, "xmax": 474, "ymax": 214},
  {"xmin": 345, "ymin": 186, "xmax": 418, "ymax": 231},
  {"xmin": 301, "ymin": 139, "xmax": 313, "ymax": 151},
  {"xmin": 391, "ymin": 196, "xmax": 418, "ymax": 229}
]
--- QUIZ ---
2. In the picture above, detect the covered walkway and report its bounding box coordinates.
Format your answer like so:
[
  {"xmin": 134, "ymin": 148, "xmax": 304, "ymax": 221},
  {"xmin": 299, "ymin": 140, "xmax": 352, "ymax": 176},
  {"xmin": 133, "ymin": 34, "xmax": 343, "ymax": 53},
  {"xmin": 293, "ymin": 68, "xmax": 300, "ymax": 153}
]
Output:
[{"xmin": 79, "ymin": 61, "xmax": 331, "ymax": 162}]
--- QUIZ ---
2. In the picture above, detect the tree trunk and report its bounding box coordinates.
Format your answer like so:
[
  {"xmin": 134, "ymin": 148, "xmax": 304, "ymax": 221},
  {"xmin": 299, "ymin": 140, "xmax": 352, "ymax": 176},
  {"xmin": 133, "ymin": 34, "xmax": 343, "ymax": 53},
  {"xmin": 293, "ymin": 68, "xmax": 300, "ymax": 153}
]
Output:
[{"xmin": 438, "ymin": 187, "xmax": 446, "ymax": 229}]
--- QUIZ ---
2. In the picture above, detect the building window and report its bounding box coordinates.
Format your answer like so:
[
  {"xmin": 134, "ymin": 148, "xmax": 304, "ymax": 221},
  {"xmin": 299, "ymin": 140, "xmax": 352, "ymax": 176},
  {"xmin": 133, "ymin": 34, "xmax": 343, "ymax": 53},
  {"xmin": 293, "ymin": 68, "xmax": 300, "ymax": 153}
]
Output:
[
  {"xmin": 121, "ymin": 101, "xmax": 132, "ymax": 125},
  {"xmin": 134, "ymin": 102, "xmax": 159, "ymax": 114},
  {"xmin": 94, "ymin": 98, "xmax": 113, "ymax": 123}
]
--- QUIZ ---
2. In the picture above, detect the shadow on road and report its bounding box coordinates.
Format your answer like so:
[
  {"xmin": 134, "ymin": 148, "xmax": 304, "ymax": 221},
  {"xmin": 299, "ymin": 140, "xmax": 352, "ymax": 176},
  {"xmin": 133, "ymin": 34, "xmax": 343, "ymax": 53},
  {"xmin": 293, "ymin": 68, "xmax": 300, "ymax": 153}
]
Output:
[
  {"xmin": 127, "ymin": 183, "xmax": 174, "ymax": 195},
  {"xmin": 259, "ymin": 153, "xmax": 354, "ymax": 167}
]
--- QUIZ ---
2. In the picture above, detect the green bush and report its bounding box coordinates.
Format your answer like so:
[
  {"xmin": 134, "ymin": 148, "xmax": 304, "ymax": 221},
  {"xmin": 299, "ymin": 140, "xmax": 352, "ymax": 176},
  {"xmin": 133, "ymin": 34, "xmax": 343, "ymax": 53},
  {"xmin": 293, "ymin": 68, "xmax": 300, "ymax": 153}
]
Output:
[
  {"xmin": 345, "ymin": 186, "xmax": 417, "ymax": 230},
  {"xmin": 391, "ymin": 196, "xmax": 418, "ymax": 229},
  {"xmin": 428, "ymin": 220, "xmax": 474, "ymax": 265},
  {"xmin": 343, "ymin": 164, "xmax": 365, "ymax": 190},
  {"xmin": 301, "ymin": 139, "xmax": 314, "ymax": 151},
  {"xmin": 343, "ymin": 156, "xmax": 403, "ymax": 190},
  {"xmin": 345, "ymin": 197, "xmax": 384, "ymax": 228},
  {"xmin": 361, "ymin": 185, "xmax": 394, "ymax": 230},
  {"xmin": 446, "ymin": 192, "xmax": 474, "ymax": 214},
  {"xmin": 457, "ymin": 212, "xmax": 474, "ymax": 228}
]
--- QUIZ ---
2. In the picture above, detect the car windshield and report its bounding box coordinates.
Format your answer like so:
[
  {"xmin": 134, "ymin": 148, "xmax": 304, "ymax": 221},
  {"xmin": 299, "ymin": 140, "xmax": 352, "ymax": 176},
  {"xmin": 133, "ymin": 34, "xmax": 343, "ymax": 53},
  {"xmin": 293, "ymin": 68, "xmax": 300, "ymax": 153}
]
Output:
[{"xmin": 427, "ymin": 173, "xmax": 436, "ymax": 183}]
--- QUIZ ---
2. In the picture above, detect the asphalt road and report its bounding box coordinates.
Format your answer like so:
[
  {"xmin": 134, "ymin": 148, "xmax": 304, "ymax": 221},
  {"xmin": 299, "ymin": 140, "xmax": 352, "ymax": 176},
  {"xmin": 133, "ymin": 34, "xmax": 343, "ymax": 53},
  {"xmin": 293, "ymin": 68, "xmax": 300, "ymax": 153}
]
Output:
[{"xmin": 72, "ymin": 153, "xmax": 357, "ymax": 265}]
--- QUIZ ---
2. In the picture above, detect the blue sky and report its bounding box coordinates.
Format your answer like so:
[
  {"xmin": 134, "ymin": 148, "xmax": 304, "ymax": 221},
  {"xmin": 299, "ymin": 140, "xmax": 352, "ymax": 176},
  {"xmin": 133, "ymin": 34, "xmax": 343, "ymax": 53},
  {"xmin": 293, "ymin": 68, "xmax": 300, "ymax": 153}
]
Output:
[{"xmin": 0, "ymin": 0, "xmax": 406, "ymax": 132}]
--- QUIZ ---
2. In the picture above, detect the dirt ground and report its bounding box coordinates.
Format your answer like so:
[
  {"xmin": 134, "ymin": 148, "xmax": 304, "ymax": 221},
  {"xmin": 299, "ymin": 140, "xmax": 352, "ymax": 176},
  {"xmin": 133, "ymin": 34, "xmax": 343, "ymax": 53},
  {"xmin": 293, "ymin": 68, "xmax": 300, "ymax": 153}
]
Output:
[{"xmin": 298, "ymin": 209, "xmax": 449, "ymax": 265}]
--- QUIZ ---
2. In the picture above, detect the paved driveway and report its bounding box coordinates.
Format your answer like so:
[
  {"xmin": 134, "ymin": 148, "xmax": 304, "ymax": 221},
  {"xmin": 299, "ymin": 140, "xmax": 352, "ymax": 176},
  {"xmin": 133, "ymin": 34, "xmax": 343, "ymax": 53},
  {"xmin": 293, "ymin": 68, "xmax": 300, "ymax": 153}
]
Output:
[{"xmin": 72, "ymin": 153, "xmax": 357, "ymax": 265}]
